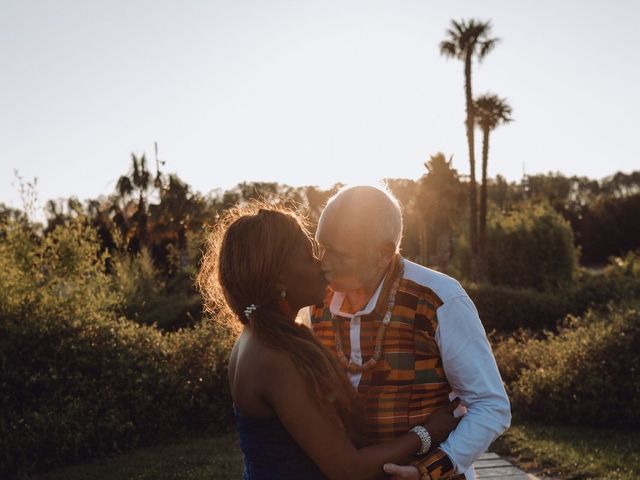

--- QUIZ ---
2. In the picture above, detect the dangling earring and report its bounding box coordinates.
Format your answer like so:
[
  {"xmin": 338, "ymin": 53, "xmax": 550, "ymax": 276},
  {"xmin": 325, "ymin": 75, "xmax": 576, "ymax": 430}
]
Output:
[{"xmin": 278, "ymin": 289, "xmax": 291, "ymax": 316}]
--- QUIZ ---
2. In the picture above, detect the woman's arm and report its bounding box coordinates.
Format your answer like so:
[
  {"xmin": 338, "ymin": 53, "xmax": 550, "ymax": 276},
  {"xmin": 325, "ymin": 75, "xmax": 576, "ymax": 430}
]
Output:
[{"xmin": 264, "ymin": 351, "xmax": 457, "ymax": 480}]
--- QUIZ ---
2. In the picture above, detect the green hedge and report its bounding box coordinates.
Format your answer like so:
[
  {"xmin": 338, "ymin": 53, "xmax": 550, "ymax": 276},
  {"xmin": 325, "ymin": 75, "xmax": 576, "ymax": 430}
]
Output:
[
  {"xmin": 467, "ymin": 284, "xmax": 572, "ymax": 333},
  {"xmin": 467, "ymin": 252, "xmax": 640, "ymax": 333},
  {"xmin": 0, "ymin": 313, "xmax": 234, "ymax": 477},
  {"xmin": 493, "ymin": 304, "xmax": 640, "ymax": 427}
]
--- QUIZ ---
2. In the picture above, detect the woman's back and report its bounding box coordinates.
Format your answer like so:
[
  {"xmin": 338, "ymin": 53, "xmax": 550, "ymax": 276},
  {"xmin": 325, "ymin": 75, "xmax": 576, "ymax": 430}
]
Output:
[{"xmin": 229, "ymin": 330, "xmax": 326, "ymax": 480}]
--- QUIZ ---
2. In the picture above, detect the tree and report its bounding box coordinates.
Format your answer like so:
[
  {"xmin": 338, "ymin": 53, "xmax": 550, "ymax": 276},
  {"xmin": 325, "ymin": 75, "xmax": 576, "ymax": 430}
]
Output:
[
  {"xmin": 416, "ymin": 153, "xmax": 464, "ymax": 268},
  {"xmin": 149, "ymin": 173, "xmax": 209, "ymax": 275},
  {"xmin": 473, "ymin": 93, "xmax": 513, "ymax": 264},
  {"xmin": 386, "ymin": 179, "xmax": 420, "ymax": 260},
  {"xmin": 440, "ymin": 19, "xmax": 499, "ymax": 273},
  {"xmin": 114, "ymin": 154, "xmax": 154, "ymax": 251},
  {"xmin": 486, "ymin": 202, "xmax": 578, "ymax": 289}
]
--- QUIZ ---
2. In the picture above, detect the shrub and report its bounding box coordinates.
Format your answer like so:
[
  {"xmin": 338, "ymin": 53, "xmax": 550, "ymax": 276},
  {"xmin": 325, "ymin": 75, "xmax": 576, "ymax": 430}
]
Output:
[
  {"xmin": 0, "ymin": 313, "xmax": 235, "ymax": 477},
  {"xmin": 110, "ymin": 249, "xmax": 163, "ymax": 320},
  {"xmin": 0, "ymin": 219, "xmax": 118, "ymax": 324},
  {"xmin": 110, "ymin": 244, "xmax": 204, "ymax": 331},
  {"xmin": 570, "ymin": 251, "xmax": 640, "ymax": 314},
  {"xmin": 468, "ymin": 251, "xmax": 640, "ymax": 333},
  {"xmin": 467, "ymin": 283, "xmax": 572, "ymax": 333},
  {"xmin": 493, "ymin": 303, "xmax": 640, "ymax": 427},
  {"xmin": 576, "ymin": 193, "xmax": 640, "ymax": 264},
  {"xmin": 0, "ymin": 219, "xmax": 234, "ymax": 477},
  {"xmin": 486, "ymin": 202, "xmax": 578, "ymax": 289},
  {"xmin": 138, "ymin": 293, "xmax": 204, "ymax": 331}
]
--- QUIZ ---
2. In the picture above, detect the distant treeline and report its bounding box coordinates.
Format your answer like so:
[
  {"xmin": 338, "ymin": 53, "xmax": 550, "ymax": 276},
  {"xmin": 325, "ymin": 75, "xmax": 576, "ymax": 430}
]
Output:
[{"xmin": 3, "ymin": 154, "xmax": 637, "ymax": 270}]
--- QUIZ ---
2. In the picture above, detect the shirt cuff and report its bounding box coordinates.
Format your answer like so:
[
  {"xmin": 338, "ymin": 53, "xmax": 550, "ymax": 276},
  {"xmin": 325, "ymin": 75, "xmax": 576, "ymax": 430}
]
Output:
[{"xmin": 411, "ymin": 448, "xmax": 456, "ymax": 479}]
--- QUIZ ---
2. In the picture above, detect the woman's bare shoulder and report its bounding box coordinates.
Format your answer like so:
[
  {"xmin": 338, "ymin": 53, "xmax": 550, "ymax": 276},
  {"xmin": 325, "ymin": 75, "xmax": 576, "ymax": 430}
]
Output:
[{"xmin": 232, "ymin": 330, "xmax": 297, "ymax": 384}]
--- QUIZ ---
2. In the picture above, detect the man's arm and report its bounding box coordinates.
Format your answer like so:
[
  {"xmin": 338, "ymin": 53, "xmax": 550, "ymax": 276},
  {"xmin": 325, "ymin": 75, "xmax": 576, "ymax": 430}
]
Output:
[{"xmin": 412, "ymin": 294, "xmax": 511, "ymax": 477}]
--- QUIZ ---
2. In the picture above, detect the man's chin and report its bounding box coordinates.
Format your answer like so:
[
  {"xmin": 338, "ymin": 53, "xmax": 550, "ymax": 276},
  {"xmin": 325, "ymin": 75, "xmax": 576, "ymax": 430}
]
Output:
[
  {"xmin": 328, "ymin": 282, "xmax": 351, "ymax": 293},
  {"xmin": 326, "ymin": 276, "xmax": 362, "ymax": 293}
]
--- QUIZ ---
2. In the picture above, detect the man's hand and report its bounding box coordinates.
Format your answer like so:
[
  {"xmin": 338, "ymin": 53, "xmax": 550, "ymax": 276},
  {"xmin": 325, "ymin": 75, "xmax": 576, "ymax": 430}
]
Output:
[{"xmin": 383, "ymin": 463, "xmax": 419, "ymax": 479}]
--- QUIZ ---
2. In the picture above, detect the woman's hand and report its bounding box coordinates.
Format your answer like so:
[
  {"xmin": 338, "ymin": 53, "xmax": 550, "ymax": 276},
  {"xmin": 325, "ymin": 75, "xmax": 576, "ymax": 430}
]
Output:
[{"xmin": 423, "ymin": 397, "xmax": 463, "ymax": 445}]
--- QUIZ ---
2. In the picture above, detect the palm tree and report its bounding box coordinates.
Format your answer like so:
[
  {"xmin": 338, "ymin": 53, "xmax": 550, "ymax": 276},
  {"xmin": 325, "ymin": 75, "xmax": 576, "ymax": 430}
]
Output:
[
  {"xmin": 130, "ymin": 154, "xmax": 151, "ymax": 248},
  {"xmin": 114, "ymin": 153, "xmax": 152, "ymax": 251},
  {"xmin": 474, "ymin": 93, "xmax": 513, "ymax": 260},
  {"xmin": 440, "ymin": 19, "xmax": 498, "ymax": 269}
]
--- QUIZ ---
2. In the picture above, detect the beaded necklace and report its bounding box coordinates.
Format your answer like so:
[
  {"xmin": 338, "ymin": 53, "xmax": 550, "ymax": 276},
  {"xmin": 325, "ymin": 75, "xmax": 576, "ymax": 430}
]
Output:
[{"xmin": 330, "ymin": 259, "xmax": 403, "ymax": 374}]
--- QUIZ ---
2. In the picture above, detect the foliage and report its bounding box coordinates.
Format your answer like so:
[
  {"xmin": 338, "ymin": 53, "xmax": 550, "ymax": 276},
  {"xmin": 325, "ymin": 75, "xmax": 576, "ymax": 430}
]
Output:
[
  {"xmin": 110, "ymin": 249, "xmax": 163, "ymax": 319},
  {"xmin": 0, "ymin": 218, "xmax": 119, "ymax": 323},
  {"xmin": 486, "ymin": 202, "xmax": 578, "ymax": 289},
  {"xmin": 470, "ymin": 251, "xmax": 640, "ymax": 333},
  {"xmin": 570, "ymin": 251, "xmax": 640, "ymax": 313},
  {"xmin": 483, "ymin": 171, "xmax": 640, "ymax": 266},
  {"xmin": 576, "ymin": 193, "xmax": 640, "ymax": 264},
  {"xmin": 0, "ymin": 219, "xmax": 234, "ymax": 477},
  {"xmin": 0, "ymin": 203, "xmax": 30, "ymax": 230},
  {"xmin": 414, "ymin": 154, "xmax": 465, "ymax": 267},
  {"xmin": 468, "ymin": 283, "xmax": 572, "ymax": 333},
  {"xmin": 522, "ymin": 172, "xmax": 640, "ymax": 265},
  {"xmin": 493, "ymin": 303, "xmax": 640, "ymax": 428}
]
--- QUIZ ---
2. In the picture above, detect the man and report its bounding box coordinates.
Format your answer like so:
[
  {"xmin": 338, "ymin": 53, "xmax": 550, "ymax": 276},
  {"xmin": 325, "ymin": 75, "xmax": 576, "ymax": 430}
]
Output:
[{"xmin": 310, "ymin": 185, "xmax": 511, "ymax": 480}]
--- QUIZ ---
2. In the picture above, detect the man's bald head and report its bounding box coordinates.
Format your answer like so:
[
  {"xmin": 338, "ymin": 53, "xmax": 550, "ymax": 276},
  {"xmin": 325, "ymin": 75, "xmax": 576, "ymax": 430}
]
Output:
[{"xmin": 319, "ymin": 185, "xmax": 403, "ymax": 253}]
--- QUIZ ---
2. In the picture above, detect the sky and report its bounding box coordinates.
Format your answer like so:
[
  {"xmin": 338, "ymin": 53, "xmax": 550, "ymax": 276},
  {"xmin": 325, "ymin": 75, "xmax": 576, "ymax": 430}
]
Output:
[{"xmin": 1, "ymin": 0, "xmax": 639, "ymax": 214}]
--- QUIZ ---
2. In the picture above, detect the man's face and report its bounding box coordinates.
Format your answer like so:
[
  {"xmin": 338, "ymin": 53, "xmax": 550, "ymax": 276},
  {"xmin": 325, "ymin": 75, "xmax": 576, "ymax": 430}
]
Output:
[{"xmin": 315, "ymin": 212, "xmax": 379, "ymax": 293}]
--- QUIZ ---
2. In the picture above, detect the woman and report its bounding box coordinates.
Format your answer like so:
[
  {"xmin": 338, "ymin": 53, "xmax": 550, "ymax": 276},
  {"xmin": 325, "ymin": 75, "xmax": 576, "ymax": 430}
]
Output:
[{"xmin": 197, "ymin": 203, "xmax": 460, "ymax": 480}]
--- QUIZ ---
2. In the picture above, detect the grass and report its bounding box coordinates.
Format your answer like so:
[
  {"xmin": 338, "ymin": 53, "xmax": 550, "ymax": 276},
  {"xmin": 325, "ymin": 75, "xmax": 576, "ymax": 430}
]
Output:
[
  {"xmin": 491, "ymin": 422, "xmax": 640, "ymax": 480},
  {"xmin": 28, "ymin": 433, "xmax": 243, "ymax": 480},
  {"xmin": 26, "ymin": 422, "xmax": 640, "ymax": 480}
]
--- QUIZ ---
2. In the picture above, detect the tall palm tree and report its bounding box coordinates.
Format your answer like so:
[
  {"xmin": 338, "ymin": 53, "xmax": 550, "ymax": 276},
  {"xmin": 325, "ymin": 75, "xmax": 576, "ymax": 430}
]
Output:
[
  {"xmin": 440, "ymin": 19, "xmax": 498, "ymax": 267},
  {"xmin": 474, "ymin": 93, "xmax": 513, "ymax": 261}
]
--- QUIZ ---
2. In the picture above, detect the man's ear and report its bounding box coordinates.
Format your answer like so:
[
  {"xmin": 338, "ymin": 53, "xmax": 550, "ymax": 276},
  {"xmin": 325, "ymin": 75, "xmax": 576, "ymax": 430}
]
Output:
[{"xmin": 377, "ymin": 241, "xmax": 396, "ymax": 267}]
